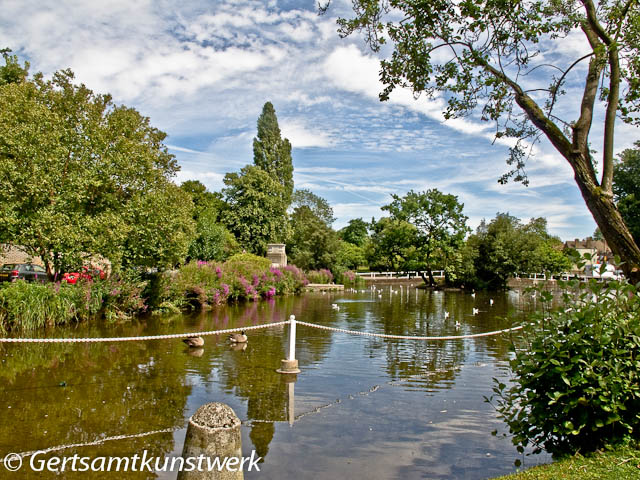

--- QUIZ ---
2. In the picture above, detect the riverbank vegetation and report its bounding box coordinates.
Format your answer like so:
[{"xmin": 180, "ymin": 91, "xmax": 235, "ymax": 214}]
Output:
[
  {"xmin": 495, "ymin": 444, "xmax": 640, "ymax": 480},
  {"xmin": 486, "ymin": 274, "xmax": 640, "ymax": 474}
]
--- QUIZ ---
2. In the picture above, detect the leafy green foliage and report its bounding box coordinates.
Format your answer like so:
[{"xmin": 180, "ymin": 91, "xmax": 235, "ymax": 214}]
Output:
[
  {"xmin": 381, "ymin": 189, "xmax": 469, "ymax": 284},
  {"xmin": 222, "ymin": 165, "xmax": 289, "ymax": 255},
  {"xmin": 490, "ymin": 278, "xmax": 640, "ymax": 456},
  {"xmin": 0, "ymin": 66, "xmax": 193, "ymax": 274},
  {"xmin": 336, "ymin": 240, "xmax": 367, "ymax": 270},
  {"xmin": 339, "ymin": 217, "xmax": 369, "ymax": 246},
  {"xmin": 253, "ymin": 101, "xmax": 294, "ymax": 206},
  {"xmin": 288, "ymin": 204, "xmax": 340, "ymax": 271},
  {"xmin": 614, "ymin": 142, "xmax": 640, "ymax": 245},
  {"xmin": 461, "ymin": 214, "xmax": 571, "ymax": 289},
  {"xmin": 291, "ymin": 189, "xmax": 335, "ymax": 226},
  {"xmin": 0, "ymin": 48, "xmax": 29, "ymax": 85},
  {"xmin": 367, "ymin": 217, "xmax": 420, "ymax": 272}
]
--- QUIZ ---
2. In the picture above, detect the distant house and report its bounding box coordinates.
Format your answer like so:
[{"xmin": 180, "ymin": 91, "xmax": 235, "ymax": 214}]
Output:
[
  {"xmin": 563, "ymin": 236, "xmax": 614, "ymax": 272},
  {"xmin": 0, "ymin": 244, "xmax": 111, "ymax": 274},
  {"xmin": 0, "ymin": 244, "xmax": 44, "ymax": 266}
]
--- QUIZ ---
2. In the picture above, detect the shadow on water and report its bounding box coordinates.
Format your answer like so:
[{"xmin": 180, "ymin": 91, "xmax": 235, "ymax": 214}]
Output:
[{"xmin": 0, "ymin": 287, "xmax": 549, "ymax": 479}]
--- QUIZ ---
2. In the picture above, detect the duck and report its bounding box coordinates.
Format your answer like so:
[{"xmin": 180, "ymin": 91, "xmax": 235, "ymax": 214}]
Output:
[
  {"xmin": 228, "ymin": 331, "xmax": 248, "ymax": 343},
  {"xmin": 183, "ymin": 336, "xmax": 205, "ymax": 348}
]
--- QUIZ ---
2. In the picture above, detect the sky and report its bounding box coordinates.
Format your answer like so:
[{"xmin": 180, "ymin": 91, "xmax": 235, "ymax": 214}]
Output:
[{"xmin": 2, "ymin": 0, "xmax": 638, "ymax": 240}]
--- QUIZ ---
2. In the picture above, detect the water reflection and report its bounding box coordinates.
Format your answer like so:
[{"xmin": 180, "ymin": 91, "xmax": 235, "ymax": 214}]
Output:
[{"xmin": 0, "ymin": 287, "xmax": 547, "ymax": 479}]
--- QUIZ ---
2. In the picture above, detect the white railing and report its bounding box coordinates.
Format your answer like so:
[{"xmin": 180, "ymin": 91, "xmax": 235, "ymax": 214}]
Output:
[{"xmin": 356, "ymin": 270, "xmax": 445, "ymax": 279}]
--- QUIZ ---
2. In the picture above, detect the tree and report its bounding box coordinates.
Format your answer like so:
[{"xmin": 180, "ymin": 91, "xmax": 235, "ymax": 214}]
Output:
[
  {"xmin": 222, "ymin": 165, "xmax": 289, "ymax": 255},
  {"xmin": 367, "ymin": 217, "xmax": 421, "ymax": 272},
  {"xmin": 339, "ymin": 218, "xmax": 369, "ymax": 246},
  {"xmin": 291, "ymin": 189, "xmax": 335, "ymax": 226},
  {"xmin": 335, "ymin": 0, "xmax": 640, "ymax": 282},
  {"xmin": 121, "ymin": 184, "xmax": 195, "ymax": 269},
  {"xmin": 383, "ymin": 189, "xmax": 469, "ymax": 285},
  {"xmin": 253, "ymin": 102, "xmax": 294, "ymax": 206},
  {"xmin": 336, "ymin": 240, "xmax": 367, "ymax": 270},
  {"xmin": 0, "ymin": 48, "xmax": 29, "ymax": 85},
  {"xmin": 181, "ymin": 180, "xmax": 237, "ymax": 261},
  {"xmin": 288, "ymin": 205, "xmax": 340, "ymax": 271},
  {"xmin": 0, "ymin": 66, "xmax": 192, "ymax": 276},
  {"xmin": 465, "ymin": 214, "xmax": 571, "ymax": 289},
  {"xmin": 613, "ymin": 142, "xmax": 640, "ymax": 245}
]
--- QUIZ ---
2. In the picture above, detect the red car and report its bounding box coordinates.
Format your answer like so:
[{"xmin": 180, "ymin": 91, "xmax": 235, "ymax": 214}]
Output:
[{"xmin": 62, "ymin": 266, "xmax": 106, "ymax": 284}]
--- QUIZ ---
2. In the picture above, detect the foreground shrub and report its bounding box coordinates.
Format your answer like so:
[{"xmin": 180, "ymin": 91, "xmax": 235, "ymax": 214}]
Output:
[{"xmin": 490, "ymin": 278, "xmax": 640, "ymax": 456}]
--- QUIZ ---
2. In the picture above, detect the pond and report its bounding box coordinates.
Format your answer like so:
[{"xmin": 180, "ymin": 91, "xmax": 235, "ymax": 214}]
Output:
[{"xmin": 0, "ymin": 286, "xmax": 550, "ymax": 479}]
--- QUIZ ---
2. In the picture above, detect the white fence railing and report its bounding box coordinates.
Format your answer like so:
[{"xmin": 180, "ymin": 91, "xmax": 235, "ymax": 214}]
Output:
[
  {"xmin": 357, "ymin": 271, "xmax": 623, "ymax": 282},
  {"xmin": 356, "ymin": 271, "xmax": 445, "ymax": 279}
]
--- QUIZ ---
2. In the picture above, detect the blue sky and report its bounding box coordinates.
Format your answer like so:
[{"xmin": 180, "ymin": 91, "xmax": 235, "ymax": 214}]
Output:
[{"xmin": 2, "ymin": 0, "xmax": 638, "ymax": 239}]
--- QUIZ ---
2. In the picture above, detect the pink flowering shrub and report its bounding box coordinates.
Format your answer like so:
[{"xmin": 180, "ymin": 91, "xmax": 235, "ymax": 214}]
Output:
[
  {"xmin": 154, "ymin": 256, "xmax": 308, "ymax": 313},
  {"xmin": 307, "ymin": 268, "xmax": 334, "ymax": 284}
]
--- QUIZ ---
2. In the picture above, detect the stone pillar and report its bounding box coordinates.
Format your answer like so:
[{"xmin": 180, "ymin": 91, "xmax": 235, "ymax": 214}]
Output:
[
  {"xmin": 178, "ymin": 402, "xmax": 244, "ymax": 480},
  {"xmin": 266, "ymin": 244, "xmax": 287, "ymax": 268}
]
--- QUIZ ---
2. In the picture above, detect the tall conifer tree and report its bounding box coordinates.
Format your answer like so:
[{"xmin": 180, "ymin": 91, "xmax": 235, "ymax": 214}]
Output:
[{"xmin": 252, "ymin": 102, "xmax": 293, "ymax": 206}]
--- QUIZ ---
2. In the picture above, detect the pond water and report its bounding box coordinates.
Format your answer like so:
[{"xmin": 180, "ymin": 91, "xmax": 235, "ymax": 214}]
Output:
[{"xmin": 0, "ymin": 286, "xmax": 550, "ymax": 479}]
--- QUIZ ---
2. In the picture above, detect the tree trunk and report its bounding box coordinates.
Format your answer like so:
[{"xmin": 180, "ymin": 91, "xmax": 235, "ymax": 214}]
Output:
[
  {"xmin": 421, "ymin": 269, "xmax": 436, "ymax": 287},
  {"xmin": 572, "ymin": 156, "xmax": 640, "ymax": 284}
]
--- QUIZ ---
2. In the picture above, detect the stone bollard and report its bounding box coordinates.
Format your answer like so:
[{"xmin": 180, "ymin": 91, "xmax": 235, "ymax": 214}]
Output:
[{"xmin": 177, "ymin": 402, "xmax": 244, "ymax": 480}]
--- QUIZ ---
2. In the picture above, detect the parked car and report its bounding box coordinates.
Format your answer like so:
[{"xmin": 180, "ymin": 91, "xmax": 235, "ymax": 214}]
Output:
[
  {"xmin": 62, "ymin": 266, "xmax": 106, "ymax": 284},
  {"xmin": 0, "ymin": 263, "xmax": 49, "ymax": 283}
]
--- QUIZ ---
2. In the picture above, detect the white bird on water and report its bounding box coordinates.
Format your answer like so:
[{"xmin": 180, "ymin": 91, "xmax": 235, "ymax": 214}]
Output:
[
  {"xmin": 489, "ymin": 298, "xmax": 494, "ymax": 306},
  {"xmin": 471, "ymin": 292, "xmax": 476, "ymax": 299},
  {"xmin": 444, "ymin": 311, "xmax": 450, "ymax": 319},
  {"xmin": 472, "ymin": 308, "xmax": 479, "ymax": 315},
  {"xmin": 455, "ymin": 321, "xmax": 461, "ymax": 328},
  {"xmin": 331, "ymin": 303, "xmax": 340, "ymax": 310}
]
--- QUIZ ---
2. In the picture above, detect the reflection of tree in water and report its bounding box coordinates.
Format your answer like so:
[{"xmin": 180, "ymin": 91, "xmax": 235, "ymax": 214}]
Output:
[{"xmin": 0, "ymin": 338, "xmax": 192, "ymax": 479}]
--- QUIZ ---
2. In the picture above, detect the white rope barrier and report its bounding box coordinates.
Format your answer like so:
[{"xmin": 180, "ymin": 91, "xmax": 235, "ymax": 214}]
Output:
[
  {"xmin": 296, "ymin": 320, "xmax": 524, "ymax": 340},
  {"xmin": 0, "ymin": 321, "xmax": 289, "ymax": 343},
  {"xmin": 0, "ymin": 427, "xmax": 182, "ymax": 460},
  {"xmin": 0, "ymin": 319, "xmax": 523, "ymax": 344}
]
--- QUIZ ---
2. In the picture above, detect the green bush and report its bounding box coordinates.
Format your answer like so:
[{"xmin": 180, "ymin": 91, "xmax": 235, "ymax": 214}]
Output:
[
  {"xmin": 490, "ymin": 278, "xmax": 640, "ymax": 456},
  {"xmin": 307, "ymin": 269, "xmax": 333, "ymax": 284},
  {"xmin": 0, "ymin": 274, "xmax": 148, "ymax": 331}
]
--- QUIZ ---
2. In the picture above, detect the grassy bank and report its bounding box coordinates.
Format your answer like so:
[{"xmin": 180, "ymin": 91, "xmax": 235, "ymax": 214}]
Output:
[{"xmin": 495, "ymin": 445, "xmax": 640, "ymax": 479}]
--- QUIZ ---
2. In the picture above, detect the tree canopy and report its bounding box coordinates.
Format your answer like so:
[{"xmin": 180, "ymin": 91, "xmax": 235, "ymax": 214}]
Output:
[
  {"xmin": 382, "ymin": 189, "xmax": 469, "ymax": 285},
  {"xmin": 335, "ymin": 0, "xmax": 640, "ymax": 281},
  {"xmin": 0, "ymin": 65, "xmax": 193, "ymax": 275},
  {"xmin": 291, "ymin": 189, "xmax": 335, "ymax": 226},
  {"xmin": 222, "ymin": 165, "xmax": 289, "ymax": 255},
  {"xmin": 614, "ymin": 142, "xmax": 640, "ymax": 245},
  {"xmin": 462, "ymin": 214, "xmax": 571, "ymax": 289}
]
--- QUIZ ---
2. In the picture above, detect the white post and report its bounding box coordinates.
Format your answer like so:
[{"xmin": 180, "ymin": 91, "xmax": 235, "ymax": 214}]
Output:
[
  {"xmin": 277, "ymin": 314, "xmax": 301, "ymax": 374},
  {"xmin": 288, "ymin": 314, "xmax": 296, "ymax": 361}
]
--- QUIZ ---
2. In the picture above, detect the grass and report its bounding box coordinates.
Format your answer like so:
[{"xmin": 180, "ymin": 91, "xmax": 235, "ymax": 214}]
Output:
[{"xmin": 494, "ymin": 445, "xmax": 640, "ymax": 480}]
